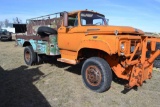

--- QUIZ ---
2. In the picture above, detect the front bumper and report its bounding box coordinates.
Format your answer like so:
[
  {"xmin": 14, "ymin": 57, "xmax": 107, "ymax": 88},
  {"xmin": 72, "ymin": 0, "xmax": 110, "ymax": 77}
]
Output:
[{"xmin": 0, "ymin": 35, "xmax": 12, "ymax": 40}]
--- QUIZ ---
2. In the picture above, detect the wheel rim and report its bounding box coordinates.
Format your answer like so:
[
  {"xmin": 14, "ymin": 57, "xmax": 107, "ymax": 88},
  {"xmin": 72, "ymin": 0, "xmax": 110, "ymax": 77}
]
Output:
[
  {"xmin": 85, "ymin": 65, "xmax": 102, "ymax": 86},
  {"xmin": 25, "ymin": 50, "xmax": 31, "ymax": 62}
]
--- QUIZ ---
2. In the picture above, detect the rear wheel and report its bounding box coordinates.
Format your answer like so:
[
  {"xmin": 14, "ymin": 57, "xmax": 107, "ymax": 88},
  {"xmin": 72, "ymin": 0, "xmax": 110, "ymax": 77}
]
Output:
[
  {"xmin": 24, "ymin": 46, "xmax": 37, "ymax": 65},
  {"xmin": 81, "ymin": 57, "xmax": 112, "ymax": 93},
  {"xmin": 37, "ymin": 54, "xmax": 44, "ymax": 64}
]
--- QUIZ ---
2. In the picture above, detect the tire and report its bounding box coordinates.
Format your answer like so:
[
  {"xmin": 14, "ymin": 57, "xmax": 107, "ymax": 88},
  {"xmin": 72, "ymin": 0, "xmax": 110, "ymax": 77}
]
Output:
[
  {"xmin": 9, "ymin": 33, "xmax": 12, "ymax": 41},
  {"xmin": 147, "ymin": 42, "xmax": 160, "ymax": 60},
  {"xmin": 153, "ymin": 60, "xmax": 160, "ymax": 68},
  {"xmin": 156, "ymin": 43, "xmax": 160, "ymax": 60},
  {"xmin": 8, "ymin": 36, "xmax": 12, "ymax": 41},
  {"xmin": 37, "ymin": 26, "xmax": 57, "ymax": 36},
  {"xmin": 24, "ymin": 46, "xmax": 37, "ymax": 65},
  {"xmin": 146, "ymin": 51, "xmax": 150, "ymax": 58},
  {"xmin": 37, "ymin": 54, "xmax": 44, "ymax": 64},
  {"xmin": 9, "ymin": 38, "xmax": 12, "ymax": 41},
  {"xmin": 81, "ymin": 57, "xmax": 112, "ymax": 93}
]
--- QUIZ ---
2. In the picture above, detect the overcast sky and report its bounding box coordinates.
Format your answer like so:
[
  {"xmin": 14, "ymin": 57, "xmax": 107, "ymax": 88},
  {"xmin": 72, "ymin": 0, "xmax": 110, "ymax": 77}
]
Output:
[{"xmin": 0, "ymin": 0, "xmax": 160, "ymax": 32}]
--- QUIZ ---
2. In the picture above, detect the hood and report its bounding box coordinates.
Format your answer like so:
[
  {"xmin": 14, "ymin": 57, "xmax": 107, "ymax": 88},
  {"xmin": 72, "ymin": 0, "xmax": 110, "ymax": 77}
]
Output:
[{"xmin": 83, "ymin": 25, "xmax": 144, "ymax": 35}]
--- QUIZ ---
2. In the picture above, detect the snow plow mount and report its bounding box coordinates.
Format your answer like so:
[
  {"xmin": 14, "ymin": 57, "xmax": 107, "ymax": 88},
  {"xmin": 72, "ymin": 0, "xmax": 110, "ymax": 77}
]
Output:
[{"xmin": 119, "ymin": 36, "xmax": 160, "ymax": 89}]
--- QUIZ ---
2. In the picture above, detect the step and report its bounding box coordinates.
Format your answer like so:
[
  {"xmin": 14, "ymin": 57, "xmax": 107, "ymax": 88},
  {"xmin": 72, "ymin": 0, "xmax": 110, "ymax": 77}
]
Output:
[{"xmin": 57, "ymin": 58, "xmax": 77, "ymax": 65}]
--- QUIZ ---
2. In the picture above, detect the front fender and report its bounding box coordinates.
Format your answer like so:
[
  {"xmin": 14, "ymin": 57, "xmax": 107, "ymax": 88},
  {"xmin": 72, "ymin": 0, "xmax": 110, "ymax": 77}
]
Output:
[{"xmin": 78, "ymin": 40, "xmax": 114, "ymax": 55}]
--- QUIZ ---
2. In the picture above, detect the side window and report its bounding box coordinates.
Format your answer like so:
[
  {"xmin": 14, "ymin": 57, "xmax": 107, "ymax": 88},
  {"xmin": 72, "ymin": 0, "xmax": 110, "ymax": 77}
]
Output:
[
  {"xmin": 74, "ymin": 15, "xmax": 78, "ymax": 26},
  {"xmin": 68, "ymin": 14, "xmax": 78, "ymax": 27}
]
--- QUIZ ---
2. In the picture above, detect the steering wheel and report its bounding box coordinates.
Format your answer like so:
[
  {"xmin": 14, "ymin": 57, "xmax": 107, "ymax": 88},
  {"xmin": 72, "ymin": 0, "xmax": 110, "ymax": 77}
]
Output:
[{"xmin": 94, "ymin": 22, "xmax": 102, "ymax": 25}]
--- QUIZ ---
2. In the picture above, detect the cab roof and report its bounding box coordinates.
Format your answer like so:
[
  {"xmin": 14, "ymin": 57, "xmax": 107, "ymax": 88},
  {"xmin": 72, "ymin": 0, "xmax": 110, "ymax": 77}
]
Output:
[{"xmin": 68, "ymin": 10, "xmax": 105, "ymax": 16}]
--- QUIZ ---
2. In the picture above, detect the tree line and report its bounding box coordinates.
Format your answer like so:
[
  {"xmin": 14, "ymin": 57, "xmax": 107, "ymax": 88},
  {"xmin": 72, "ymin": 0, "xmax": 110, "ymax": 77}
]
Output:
[{"xmin": 0, "ymin": 17, "xmax": 22, "ymax": 29}]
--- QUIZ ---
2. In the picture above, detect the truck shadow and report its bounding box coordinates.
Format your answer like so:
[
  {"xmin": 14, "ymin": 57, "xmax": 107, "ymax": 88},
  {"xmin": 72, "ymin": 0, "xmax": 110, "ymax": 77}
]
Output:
[
  {"xmin": 112, "ymin": 72, "xmax": 138, "ymax": 94},
  {"xmin": 43, "ymin": 57, "xmax": 82, "ymax": 75},
  {"xmin": 65, "ymin": 63, "xmax": 82, "ymax": 75},
  {"xmin": 43, "ymin": 58, "xmax": 137, "ymax": 93},
  {"xmin": 0, "ymin": 65, "xmax": 51, "ymax": 107}
]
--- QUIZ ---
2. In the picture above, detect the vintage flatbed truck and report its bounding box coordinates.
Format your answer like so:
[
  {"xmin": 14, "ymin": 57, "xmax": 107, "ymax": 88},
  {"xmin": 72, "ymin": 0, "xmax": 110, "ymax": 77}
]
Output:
[{"xmin": 15, "ymin": 10, "xmax": 160, "ymax": 93}]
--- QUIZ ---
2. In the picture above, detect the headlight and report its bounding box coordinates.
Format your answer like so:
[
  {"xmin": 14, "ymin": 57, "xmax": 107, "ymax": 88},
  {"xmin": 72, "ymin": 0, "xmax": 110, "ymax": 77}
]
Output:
[{"xmin": 120, "ymin": 42, "xmax": 125, "ymax": 51}]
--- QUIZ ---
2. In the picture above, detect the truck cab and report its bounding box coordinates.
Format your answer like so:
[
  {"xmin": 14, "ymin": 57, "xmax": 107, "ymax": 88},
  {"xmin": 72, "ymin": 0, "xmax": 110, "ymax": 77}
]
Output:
[
  {"xmin": 58, "ymin": 10, "xmax": 108, "ymax": 51},
  {"xmin": 57, "ymin": 10, "xmax": 144, "ymax": 64}
]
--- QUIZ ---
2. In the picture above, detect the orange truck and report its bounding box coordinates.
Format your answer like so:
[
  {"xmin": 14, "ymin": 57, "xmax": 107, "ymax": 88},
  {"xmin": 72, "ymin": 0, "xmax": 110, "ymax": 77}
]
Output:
[{"xmin": 16, "ymin": 10, "xmax": 160, "ymax": 93}]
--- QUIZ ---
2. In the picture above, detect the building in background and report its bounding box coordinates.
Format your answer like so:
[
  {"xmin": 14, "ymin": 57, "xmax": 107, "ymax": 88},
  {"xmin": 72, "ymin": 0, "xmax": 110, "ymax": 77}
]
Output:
[
  {"xmin": 1, "ymin": 23, "xmax": 15, "ymax": 33},
  {"xmin": 1, "ymin": 23, "xmax": 26, "ymax": 33}
]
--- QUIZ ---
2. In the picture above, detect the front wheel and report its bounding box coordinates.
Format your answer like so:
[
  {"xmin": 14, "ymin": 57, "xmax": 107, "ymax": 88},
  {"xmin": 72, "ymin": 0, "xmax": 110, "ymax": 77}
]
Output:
[
  {"xmin": 81, "ymin": 57, "xmax": 112, "ymax": 93},
  {"xmin": 153, "ymin": 60, "xmax": 160, "ymax": 68}
]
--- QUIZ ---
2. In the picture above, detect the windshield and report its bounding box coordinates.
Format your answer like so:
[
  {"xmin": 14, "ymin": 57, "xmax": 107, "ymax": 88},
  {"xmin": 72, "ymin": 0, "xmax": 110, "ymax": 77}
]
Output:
[
  {"xmin": 81, "ymin": 12, "xmax": 107, "ymax": 26},
  {"xmin": 1, "ymin": 29, "xmax": 7, "ymax": 32}
]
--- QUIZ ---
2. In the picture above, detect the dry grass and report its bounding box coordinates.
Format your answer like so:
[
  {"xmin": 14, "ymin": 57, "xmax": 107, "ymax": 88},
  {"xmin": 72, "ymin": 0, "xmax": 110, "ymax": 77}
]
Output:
[{"xmin": 0, "ymin": 38, "xmax": 160, "ymax": 107}]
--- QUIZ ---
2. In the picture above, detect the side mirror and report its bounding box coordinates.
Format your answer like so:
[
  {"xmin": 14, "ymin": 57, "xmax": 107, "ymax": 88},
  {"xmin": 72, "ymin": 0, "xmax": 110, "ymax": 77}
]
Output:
[
  {"xmin": 63, "ymin": 12, "xmax": 68, "ymax": 27},
  {"xmin": 106, "ymin": 18, "xmax": 109, "ymax": 25}
]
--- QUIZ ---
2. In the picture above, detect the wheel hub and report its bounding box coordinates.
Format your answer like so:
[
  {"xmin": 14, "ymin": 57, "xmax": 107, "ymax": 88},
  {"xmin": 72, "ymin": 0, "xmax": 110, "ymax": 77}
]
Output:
[
  {"xmin": 25, "ymin": 51, "xmax": 30, "ymax": 62},
  {"xmin": 86, "ymin": 65, "xmax": 102, "ymax": 86}
]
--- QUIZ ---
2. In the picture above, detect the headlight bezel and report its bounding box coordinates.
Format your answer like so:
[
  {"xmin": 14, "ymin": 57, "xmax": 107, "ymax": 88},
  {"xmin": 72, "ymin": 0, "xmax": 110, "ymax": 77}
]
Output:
[{"xmin": 120, "ymin": 41, "xmax": 126, "ymax": 52}]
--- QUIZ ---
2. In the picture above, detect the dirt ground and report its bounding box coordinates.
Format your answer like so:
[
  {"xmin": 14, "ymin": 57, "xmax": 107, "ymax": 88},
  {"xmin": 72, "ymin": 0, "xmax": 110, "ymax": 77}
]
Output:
[{"xmin": 0, "ymin": 37, "xmax": 160, "ymax": 107}]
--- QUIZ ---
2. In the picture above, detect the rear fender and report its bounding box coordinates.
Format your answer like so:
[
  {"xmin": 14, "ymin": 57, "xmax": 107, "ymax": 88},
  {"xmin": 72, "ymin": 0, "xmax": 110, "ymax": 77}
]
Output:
[{"xmin": 17, "ymin": 39, "xmax": 36, "ymax": 51}]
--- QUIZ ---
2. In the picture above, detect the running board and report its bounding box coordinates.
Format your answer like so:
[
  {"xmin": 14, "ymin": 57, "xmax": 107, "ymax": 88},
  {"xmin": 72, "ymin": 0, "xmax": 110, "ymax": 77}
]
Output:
[{"xmin": 57, "ymin": 58, "xmax": 77, "ymax": 65}]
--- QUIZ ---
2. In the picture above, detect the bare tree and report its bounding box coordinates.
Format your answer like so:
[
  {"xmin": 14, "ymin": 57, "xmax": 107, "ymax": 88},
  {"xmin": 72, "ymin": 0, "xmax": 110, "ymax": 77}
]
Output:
[
  {"xmin": 0, "ymin": 21, "xmax": 4, "ymax": 29},
  {"xmin": 13, "ymin": 17, "xmax": 22, "ymax": 24},
  {"xmin": 4, "ymin": 19, "xmax": 9, "ymax": 27}
]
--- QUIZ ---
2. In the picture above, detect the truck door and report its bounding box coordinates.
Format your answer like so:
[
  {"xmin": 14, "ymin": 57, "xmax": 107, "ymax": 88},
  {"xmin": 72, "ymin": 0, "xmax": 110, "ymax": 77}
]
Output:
[{"xmin": 58, "ymin": 13, "xmax": 82, "ymax": 51}]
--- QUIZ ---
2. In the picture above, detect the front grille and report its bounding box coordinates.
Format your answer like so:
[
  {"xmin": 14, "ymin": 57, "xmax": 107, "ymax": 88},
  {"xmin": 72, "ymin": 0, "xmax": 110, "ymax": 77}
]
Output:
[{"xmin": 130, "ymin": 40, "xmax": 141, "ymax": 53}]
